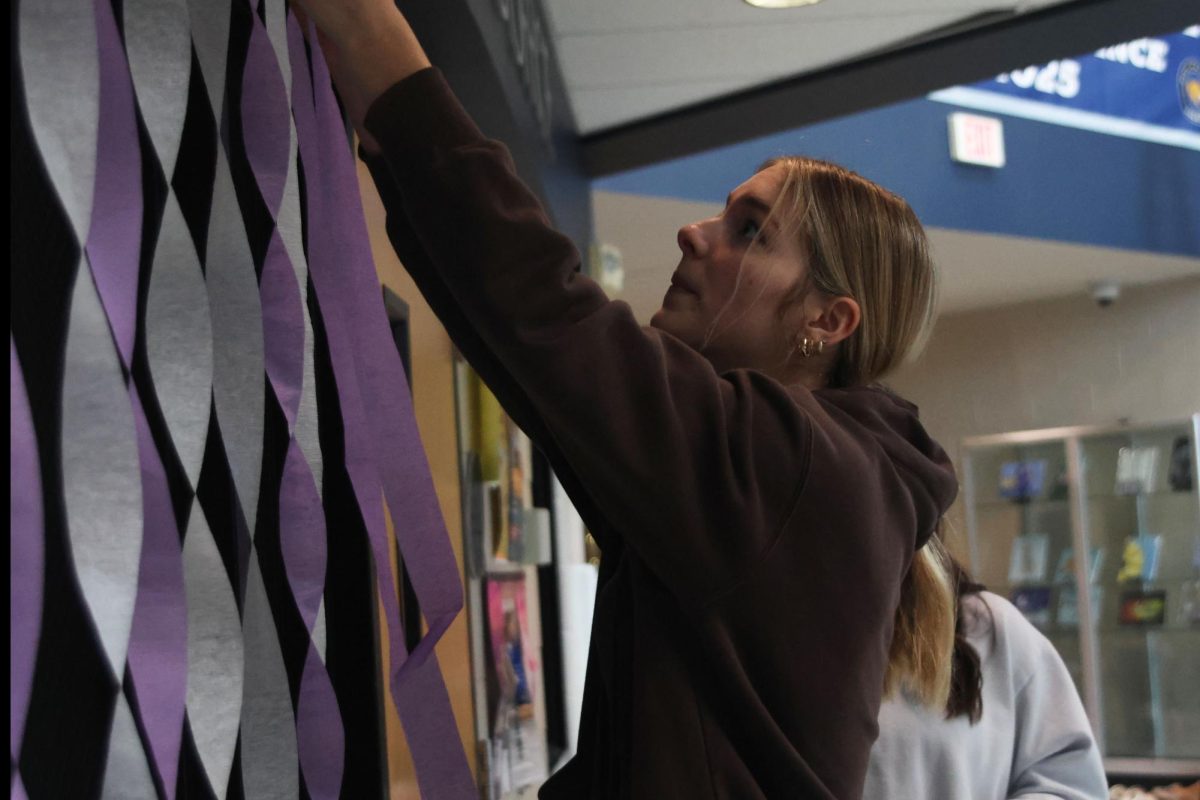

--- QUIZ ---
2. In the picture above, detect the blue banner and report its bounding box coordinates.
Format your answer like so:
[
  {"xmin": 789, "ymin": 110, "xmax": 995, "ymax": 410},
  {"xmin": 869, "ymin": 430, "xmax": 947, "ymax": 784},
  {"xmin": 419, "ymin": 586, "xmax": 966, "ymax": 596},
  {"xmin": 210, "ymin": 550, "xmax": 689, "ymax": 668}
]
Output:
[{"xmin": 931, "ymin": 26, "xmax": 1200, "ymax": 149}]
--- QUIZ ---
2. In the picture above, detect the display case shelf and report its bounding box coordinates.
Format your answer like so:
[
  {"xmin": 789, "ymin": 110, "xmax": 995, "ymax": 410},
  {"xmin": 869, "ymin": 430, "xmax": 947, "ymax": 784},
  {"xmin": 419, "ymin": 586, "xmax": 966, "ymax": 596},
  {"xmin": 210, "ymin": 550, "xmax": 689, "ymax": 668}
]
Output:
[{"xmin": 963, "ymin": 416, "xmax": 1200, "ymax": 780}]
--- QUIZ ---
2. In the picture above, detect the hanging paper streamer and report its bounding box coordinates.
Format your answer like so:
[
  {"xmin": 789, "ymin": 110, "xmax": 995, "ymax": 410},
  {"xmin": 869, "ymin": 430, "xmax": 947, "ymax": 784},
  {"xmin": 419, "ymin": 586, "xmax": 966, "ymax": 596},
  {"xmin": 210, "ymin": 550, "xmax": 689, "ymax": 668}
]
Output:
[
  {"xmin": 18, "ymin": 0, "xmax": 99, "ymax": 239},
  {"xmin": 240, "ymin": 556, "xmax": 301, "ymax": 800},
  {"xmin": 100, "ymin": 698, "xmax": 160, "ymax": 800},
  {"xmin": 10, "ymin": 340, "xmax": 43, "ymax": 800},
  {"xmin": 239, "ymin": 1, "xmax": 343, "ymax": 795},
  {"xmin": 90, "ymin": 0, "xmax": 190, "ymax": 793},
  {"xmin": 14, "ymin": 0, "xmax": 473, "ymax": 795},
  {"xmin": 290, "ymin": 14, "xmax": 475, "ymax": 796},
  {"xmin": 20, "ymin": 0, "xmax": 160, "ymax": 794},
  {"xmin": 262, "ymin": 0, "xmax": 324, "ymax": 514}
]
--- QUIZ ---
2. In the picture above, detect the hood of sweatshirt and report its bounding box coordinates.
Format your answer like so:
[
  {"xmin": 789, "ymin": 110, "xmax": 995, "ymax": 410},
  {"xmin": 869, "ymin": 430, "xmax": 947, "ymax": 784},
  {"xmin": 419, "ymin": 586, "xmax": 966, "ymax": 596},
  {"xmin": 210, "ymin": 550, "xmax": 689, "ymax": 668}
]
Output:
[{"xmin": 813, "ymin": 385, "xmax": 959, "ymax": 550}]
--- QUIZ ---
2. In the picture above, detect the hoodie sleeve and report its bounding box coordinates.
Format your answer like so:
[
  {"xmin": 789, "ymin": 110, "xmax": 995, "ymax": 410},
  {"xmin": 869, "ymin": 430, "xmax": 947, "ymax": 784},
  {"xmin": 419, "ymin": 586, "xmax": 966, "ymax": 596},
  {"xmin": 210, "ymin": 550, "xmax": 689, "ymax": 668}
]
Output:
[
  {"xmin": 360, "ymin": 68, "xmax": 815, "ymax": 602},
  {"xmin": 1006, "ymin": 610, "xmax": 1108, "ymax": 800}
]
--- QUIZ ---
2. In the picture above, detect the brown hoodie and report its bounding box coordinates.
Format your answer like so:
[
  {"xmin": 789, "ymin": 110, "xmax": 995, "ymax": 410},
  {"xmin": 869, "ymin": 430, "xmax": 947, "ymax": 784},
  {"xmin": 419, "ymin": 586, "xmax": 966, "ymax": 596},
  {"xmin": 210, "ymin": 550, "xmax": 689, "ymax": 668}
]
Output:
[{"xmin": 362, "ymin": 68, "xmax": 958, "ymax": 799}]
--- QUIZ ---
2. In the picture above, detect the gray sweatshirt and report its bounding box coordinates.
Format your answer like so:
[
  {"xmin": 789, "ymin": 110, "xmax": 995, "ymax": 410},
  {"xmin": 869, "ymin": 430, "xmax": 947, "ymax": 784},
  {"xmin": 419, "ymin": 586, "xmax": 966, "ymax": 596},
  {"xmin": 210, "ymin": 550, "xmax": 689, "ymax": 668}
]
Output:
[{"xmin": 863, "ymin": 591, "xmax": 1107, "ymax": 799}]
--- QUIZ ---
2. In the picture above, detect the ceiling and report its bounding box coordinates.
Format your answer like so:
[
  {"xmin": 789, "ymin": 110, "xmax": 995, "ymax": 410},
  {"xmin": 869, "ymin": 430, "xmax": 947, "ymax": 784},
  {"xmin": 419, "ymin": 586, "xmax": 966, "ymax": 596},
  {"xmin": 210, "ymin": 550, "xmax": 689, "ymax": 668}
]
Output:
[
  {"xmin": 593, "ymin": 190, "xmax": 1200, "ymax": 320},
  {"xmin": 541, "ymin": 0, "xmax": 1074, "ymax": 134},
  {"xmin": 557, "ymin": 1, "xmax": 1199, "ymax": 316}
]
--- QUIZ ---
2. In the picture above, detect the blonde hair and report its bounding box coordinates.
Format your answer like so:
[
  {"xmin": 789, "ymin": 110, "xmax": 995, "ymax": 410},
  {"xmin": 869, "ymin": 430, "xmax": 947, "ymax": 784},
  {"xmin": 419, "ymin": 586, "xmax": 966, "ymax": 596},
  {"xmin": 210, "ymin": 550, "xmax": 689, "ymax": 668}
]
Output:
[
  {"xmin": 760, "ymin": 157, "xmax": 954, "ymax": 708},
  {"xmin": 885, "ymin": 533, "xmax": 957, "ymax": 709},
  {"xmin": 759, "ymin": 156, "xmax": 938, "ymax": 388}
]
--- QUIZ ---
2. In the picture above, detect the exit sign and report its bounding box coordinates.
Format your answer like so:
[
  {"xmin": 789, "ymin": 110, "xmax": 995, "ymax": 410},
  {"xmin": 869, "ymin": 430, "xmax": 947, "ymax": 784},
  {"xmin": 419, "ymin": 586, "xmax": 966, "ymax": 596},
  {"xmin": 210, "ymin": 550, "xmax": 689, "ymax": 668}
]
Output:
[{"xmin": 948, "ymin": 112, "xmax": 1006, "ymax": 168}]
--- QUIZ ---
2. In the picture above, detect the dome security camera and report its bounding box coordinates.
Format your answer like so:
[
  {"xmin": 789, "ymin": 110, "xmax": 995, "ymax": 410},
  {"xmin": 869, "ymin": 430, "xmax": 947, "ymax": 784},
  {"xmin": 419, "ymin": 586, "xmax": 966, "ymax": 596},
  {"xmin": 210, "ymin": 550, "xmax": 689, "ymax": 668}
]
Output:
[{"xmin": 1090, "ymin": 281, "xmax": 1121, "ymax": 308}]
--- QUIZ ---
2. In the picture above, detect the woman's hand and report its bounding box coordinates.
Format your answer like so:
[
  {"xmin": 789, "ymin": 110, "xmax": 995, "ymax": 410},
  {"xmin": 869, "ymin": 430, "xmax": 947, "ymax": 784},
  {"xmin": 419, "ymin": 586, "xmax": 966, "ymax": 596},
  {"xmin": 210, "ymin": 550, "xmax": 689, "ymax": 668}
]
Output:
[
  {"xmin": 287, "ymin": 0, "xmax": 393, "ymax": 48},
  {"xmin": 289, "ymin": 0, "xmax": 431, "ymax": 154}
]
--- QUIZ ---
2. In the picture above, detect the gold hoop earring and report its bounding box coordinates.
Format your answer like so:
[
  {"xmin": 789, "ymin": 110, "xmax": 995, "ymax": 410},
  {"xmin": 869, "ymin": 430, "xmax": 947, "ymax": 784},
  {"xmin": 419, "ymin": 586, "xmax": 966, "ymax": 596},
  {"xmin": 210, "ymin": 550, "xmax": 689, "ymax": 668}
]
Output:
[{"xmin": 799, "ymin": 337, "xmax": 825, "ymax": 358}]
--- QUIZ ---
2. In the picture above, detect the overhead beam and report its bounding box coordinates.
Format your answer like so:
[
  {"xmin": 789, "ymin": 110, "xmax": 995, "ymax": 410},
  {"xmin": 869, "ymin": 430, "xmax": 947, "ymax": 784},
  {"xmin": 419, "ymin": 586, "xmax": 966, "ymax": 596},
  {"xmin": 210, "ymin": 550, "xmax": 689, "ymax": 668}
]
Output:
[{"xmin": 579, "ymin": 0, "xmax": 1196, "ymax": 176}]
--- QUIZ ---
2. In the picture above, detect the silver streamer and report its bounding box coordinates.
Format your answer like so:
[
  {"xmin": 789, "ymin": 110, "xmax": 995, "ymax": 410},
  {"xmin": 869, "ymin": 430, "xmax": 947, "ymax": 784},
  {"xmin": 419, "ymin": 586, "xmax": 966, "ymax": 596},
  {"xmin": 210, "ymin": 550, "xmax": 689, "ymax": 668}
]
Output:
[
  {"xmin": 240, "ymin": 555, "xmax": 300, "ymax": 800},
  {"xmin": 18, "ymin": 0, "xmax": 99, "ymax": 241},
  {"xmin": 264, "ymin": 0, "xmax": 292, "ymax": 95},
  {"xmin": 125, "ymin": 0, "xmax": 214, "ymax": 489},
  {"xmin": 99, "ymin": 693, "xmax": 159, "ymax": 800},
  {"xmin": 61, "ymin": 260, "xmax": 145, "ymax": 676},
  {"xmin": 145, "ymin": 194, "xmax": 215, "ymax": 487},
  {"xmin": 186, "ymin": 0, "xmax": 232, "ymax": 120},
  {"xmin": 183, "ymin": 505, "xmax": 244, "ymax": 799},
  {"xmin": 123, "ymin": 0, "xmax": 192, "ymax": 177},
  {"xmin": 206, "ymin": 146, "xmax": 266, "ymax": 536},
  {"xmin": 313, "ymin": 600, "xmax": 328, "ymax": 663}
]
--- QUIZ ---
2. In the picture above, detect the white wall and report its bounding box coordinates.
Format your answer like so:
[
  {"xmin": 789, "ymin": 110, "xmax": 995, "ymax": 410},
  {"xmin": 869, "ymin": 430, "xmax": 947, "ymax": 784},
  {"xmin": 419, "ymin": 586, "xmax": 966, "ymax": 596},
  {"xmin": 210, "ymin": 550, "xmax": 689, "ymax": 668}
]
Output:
[{"xmin": 888, "ymin": 276, "xmax": 1200, "ymax": 556}]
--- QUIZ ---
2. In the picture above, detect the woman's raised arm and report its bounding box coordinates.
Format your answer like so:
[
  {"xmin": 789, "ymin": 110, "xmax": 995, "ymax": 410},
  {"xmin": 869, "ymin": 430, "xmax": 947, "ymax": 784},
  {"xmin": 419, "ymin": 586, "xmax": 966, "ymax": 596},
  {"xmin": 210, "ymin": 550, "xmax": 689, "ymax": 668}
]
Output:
[{"xmin": 290, "ymin": 0, "xmax": 427, "ymax": 152}]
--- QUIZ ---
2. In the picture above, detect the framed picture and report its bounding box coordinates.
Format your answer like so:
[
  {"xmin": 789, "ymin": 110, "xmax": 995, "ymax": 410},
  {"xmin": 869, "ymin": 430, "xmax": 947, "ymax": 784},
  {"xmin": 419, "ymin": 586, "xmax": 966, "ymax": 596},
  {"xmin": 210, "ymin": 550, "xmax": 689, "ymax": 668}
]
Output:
[
  {"xmin": 1009, "ymin": 533, "xmax": 1050, "ymax": 584},
  {"xmin": 999, "ymin": 459, "xmax": 1047, "ymax": 501},
  {"xmin": 1115, "ymin": 446, "xmax": 1160, "ymax": 495}
]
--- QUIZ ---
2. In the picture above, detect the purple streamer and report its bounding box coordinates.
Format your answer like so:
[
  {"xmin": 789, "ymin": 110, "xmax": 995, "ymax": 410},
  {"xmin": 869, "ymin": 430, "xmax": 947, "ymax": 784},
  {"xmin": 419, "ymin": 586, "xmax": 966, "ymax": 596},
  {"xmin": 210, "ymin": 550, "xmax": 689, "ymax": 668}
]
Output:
[
  {"xmin": 10, "ymin": 339, "xmax": 44, "ymax": 769},
  {"xmin": 240, "ymin": 6, "xmax": 346, "ymax": 795},
  {"xmin": 125, "ymin": 390, "xmax": 187, "ymax": 799},
  {"xmin": 278, "ymin": 442, "xmax": 326, "ymax": 634},
  {"xmin": 296, "ymin": 648, "xmax": 345, "ymax": 800},
  {"xmin": 259, "ymin": 233, "xmax": 305, "ymax": 427},
  {"xmin": 85, "ymin": 0, "xmax": 187, "ymax": 794},
  {"xmin": 290, "ymin": 15, "xmax": 474, "ymax": 797},
  {"xmin": 241, "ymin": 19, "xmax": 289, "ymax": 216},
  {"xmin": 87, "ymin": 0, "xmax": 142, "ymax": 367},
  {"xmin": 285, "ymin": 16, "xmax": 407, "ymax": 680},
  {"xmin": 307, "ymin": 13, "xmax": 463, "ymax": 667}
]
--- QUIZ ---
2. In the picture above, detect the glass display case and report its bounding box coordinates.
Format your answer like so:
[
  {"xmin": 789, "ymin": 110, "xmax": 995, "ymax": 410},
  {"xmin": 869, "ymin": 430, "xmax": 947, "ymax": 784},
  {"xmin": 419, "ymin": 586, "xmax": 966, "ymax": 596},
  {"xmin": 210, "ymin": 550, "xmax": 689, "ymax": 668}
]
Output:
[{"xmin": 963, "ymin": 416, "xmax": 1200, "ymax": 781}]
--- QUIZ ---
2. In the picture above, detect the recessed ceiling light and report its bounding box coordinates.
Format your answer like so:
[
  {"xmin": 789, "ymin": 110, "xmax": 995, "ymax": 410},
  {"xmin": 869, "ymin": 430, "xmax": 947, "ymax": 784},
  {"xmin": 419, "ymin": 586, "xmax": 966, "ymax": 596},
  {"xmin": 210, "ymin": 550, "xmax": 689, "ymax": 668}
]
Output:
[{"xmin": 743, "ymin": 0, "xmax": 823, "ymax": 7}]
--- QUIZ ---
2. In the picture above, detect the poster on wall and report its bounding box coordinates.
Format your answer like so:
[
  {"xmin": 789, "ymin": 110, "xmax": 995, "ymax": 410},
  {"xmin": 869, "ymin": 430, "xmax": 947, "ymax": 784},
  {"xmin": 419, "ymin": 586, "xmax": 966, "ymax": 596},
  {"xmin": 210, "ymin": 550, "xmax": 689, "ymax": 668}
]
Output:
[{"xmin": 486, "ymin": 576, "xmax": 549, "ymax": 796}]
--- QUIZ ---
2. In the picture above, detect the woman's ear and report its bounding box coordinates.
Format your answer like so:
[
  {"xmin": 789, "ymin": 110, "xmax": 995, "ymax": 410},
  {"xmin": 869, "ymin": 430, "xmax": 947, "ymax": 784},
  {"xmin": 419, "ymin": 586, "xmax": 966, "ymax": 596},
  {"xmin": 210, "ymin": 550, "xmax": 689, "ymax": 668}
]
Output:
[{"xmin": 807, "ymin": 295, "xmax": 861, "ymax": 345}]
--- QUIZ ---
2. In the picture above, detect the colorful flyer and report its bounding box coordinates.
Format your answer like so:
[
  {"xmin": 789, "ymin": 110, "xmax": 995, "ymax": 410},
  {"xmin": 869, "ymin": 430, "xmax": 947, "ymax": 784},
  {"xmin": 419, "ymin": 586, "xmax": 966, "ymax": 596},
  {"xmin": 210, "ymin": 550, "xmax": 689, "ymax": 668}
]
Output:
[
  {"xmin": 485, "ymin": 576, "xmax": 547, "ymax": 793},
  {"xmin": 1053, "ymin": 547, "xmax": 1106, "ymax": 585},
  {"xmin": 1117, "ymin": 534, "xmax": 1163, "ymax": 583},
  {"xmin": 1119, "ymin": 590, "xmax": 1167, "ymax": 626},
  {"xmin": 1009, "ymin": 533, "xmax": 1051, "ymax": 584},
  {"xmin": 1011, "ymin": 586, "xmax": 1053, "ymax": 628},
  {"xmin": 999, "ymin": 460, "xmax": 1048, "ymax": 500}
]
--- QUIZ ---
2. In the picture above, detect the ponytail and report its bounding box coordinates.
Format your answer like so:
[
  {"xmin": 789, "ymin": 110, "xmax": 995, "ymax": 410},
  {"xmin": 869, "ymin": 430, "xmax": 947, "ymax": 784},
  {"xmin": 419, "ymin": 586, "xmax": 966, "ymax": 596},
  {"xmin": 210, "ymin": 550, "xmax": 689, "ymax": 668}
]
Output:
[
  {"xmin": 883, "ymin": 532, "xmax": 956, "ymax": 711},
  {"xmin": 885, "ymin": 529, "xmax": 988, "ymax": 723}
]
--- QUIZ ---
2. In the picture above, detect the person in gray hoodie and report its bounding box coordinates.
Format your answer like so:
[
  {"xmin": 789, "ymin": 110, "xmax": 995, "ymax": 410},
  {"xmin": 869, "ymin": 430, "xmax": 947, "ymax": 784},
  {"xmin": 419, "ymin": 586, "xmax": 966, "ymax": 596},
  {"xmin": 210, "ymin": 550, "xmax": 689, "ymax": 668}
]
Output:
[{"xmin": 865, "ymin": 560, "xmax": 1108, "ymax": 799}]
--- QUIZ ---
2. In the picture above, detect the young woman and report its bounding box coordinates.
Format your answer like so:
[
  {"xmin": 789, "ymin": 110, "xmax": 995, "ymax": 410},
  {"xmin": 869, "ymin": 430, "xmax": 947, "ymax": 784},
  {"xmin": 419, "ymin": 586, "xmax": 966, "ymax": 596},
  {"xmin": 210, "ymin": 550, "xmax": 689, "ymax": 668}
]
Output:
[
  {"xmin": 295, "ymin": 3, "xmax": 960, "ymax": 796},
  {"xmin": 866, "ymin": 558, "xmax": 1108, "ymax": 799}
]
